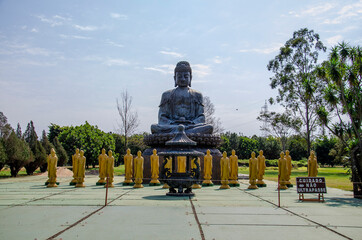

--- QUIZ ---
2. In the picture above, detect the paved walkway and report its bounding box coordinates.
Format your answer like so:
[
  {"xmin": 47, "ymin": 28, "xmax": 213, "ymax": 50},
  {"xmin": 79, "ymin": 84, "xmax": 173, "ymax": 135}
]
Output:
[{"xmin": 0, "ymin": 175, "xmax": 361, "ymax": 240}]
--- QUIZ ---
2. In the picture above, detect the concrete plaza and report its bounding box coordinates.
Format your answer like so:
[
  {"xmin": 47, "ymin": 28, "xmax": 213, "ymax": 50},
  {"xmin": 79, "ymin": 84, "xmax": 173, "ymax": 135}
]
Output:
[{"xmin": 0, "ymin": 175, "xmax": 361, "ymax": 240}]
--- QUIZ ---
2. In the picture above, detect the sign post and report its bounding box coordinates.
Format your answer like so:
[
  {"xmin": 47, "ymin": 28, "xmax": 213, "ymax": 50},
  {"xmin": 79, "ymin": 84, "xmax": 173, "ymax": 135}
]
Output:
[{"xmin": 296, "ymin": 177, "xmax": 326, "ymax": 202}]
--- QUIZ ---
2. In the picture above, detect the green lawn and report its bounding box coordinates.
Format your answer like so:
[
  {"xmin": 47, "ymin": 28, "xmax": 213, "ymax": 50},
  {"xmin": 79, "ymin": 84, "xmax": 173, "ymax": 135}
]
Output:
[
  {"xmin": 0, "ymin": 167, "xmax": 41, "ymax": 178},
  {"xmin": 239, "ymin": 166, "xmax": 353, "ymax": 191}
]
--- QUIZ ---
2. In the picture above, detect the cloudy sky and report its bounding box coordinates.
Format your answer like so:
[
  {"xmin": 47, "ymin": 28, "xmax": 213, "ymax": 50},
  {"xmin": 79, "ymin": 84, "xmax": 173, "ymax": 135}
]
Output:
[{"xmin": 0, "ymin": 0, "xmax": 361, "ymax": 136}]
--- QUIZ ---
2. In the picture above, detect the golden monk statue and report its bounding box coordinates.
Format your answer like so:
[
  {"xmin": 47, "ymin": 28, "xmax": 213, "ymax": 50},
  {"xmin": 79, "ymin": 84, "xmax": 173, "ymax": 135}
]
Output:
[
  {"xmin": 229, "ymin": 150, "xmax": 240, "ymax": 186},
  {"xmin": 278, "ymin": 152, "xmax": 288, "ymax": 189},
  {"xmin": 47, "ymin": 148, "xmax": 58, "ymax": 188},
  {"xmin": 220, "ymin": 151, "xmax": 230, "ymax": 189},
  {"xmin": 177, "ymin": 156, "xmax": 186, "ymax": 173},
  {"xmin": 285, "ymin": 150, "xmax": 293, "ymax": 187},
  {"xmin": 133, "ymin": 151, "xmax": 144, "ymax": 188},
  {"xmin": 97, "ymin": 148, "xmax": 107, "ymax": 185},
  {"xmin": 202, "ymin": 149, "xmax": 213, "ymax": 186},
  {"xmin": 150, "ymin": 149, "xmax": 161, "ymax": 185},
  {"xmin": 105, "ymin": 150, "xmax": 114, "ymax": 188},
  {"xmin": 256, "ymin": 150, "xmax": 266, "ymax": 187},
  {"xmin": 123, "ymin": 148, "xmax": 133, "ymax": 185},
  {"xmin": 75, "ymin": 150, "xmax": 86, "ymax": 188},
  {"xmin": 248, "ymin": 152, "xmax": 259, "ymax": 189},
  {"xmin": 162, "ymin": 157, "xmax": 172, "ymax": 189},
  {"xmin": 70, "ymin": 148, "xmax": 80, "ymax": 185},
  {"xmin": 191, "ymin": 157, "xmax": 201, "ymax": 189},
  {"xmin": 308, "ymin": 150, "xmax": 318, "ymax": 177}
]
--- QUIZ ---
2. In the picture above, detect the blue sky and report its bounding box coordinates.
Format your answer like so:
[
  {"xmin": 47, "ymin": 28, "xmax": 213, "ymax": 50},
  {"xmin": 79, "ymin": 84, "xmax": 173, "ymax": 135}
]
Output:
[{"xmin": 0, "ymin": 0, "xmax": 361, "ymax": 136}]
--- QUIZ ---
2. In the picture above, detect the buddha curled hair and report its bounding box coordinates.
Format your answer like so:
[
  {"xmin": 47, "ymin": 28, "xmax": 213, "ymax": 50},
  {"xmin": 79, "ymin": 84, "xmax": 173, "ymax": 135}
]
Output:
[{"xmin": 174, "ymin": 61, "xmax": 192, "ymax": 75}]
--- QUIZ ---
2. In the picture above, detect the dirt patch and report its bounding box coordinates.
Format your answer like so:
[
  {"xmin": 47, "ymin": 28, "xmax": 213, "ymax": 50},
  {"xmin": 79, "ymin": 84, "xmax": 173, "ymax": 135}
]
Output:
[{"xmin": 40, "ymin": 167, "xmax": 74, "ymax": 177}]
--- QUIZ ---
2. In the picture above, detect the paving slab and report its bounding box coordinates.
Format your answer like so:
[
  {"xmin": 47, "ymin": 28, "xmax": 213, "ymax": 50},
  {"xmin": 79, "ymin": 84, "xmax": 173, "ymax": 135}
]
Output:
[{"xmin": 0, "ymin": 175, "xmax": 361, "ymax": 240}]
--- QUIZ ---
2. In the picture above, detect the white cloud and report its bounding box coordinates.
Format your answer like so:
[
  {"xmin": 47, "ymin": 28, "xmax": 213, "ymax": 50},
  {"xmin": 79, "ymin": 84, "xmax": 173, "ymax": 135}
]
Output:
[
  {"xmin": 159, "ymin": 51, "xmax": 184, "ymax": 58},
  {"xmin": 59, "ymin": 34, "xmax": 91, "ymax": 40},
  {"xmin": 239, "ymin": 43, "xmax": 282, "ymax": 54},
  {"xmin": 104, "ymin": 59, "xmax": 129, "ymax": 66},
  {"xmin": 327, "ymin": 35, "xmax": 343, "ymax": 46},
  {"xmin": 110, "ymin": 13, "xmax": 128, "ymax": 20},
  {"xmin": 36, "ymin": 15, "xmax": 63, "ymax": 27},
  {"xmin": 106, "ymin": 40, "xmax": 124, "ymax": 48},
  {"xmin": 144, "ymin": 64, "xmax": 174, "ymax": 75},
  {"xmin": 193, "ymin": 64, "xmax": 211, "ymax": 78},
  {"xmin": 30, "ymin": 28, "xmax": 38, "ymax": 33},
  {"xmin": 73, "ymin": 24, "xmax": 98, "ymax": 31},
  {"xmin": 212, "ymin": 56, "xmax": 222, "ymax": 64}
]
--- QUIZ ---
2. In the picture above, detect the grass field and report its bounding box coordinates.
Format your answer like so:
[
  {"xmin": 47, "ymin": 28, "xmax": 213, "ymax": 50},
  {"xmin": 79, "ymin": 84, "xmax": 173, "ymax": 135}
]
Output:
[
  {"xmin": 0, "ymin": 165, "xmax": 352, "ymax": 191},
  {"xmin": 239, "ymin": 166, "xmax": 353, "ymax": 191}
]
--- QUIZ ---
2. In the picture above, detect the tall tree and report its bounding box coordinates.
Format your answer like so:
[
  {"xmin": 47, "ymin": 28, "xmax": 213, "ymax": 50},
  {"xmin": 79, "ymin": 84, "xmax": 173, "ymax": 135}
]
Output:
[
  {"xmin": 257, "ymin": 111, "xmax": 302, "ymax": 151},
  {"xmin": 0, "ymin": 139, "xmax": 7, "ymax": 170},
  {"xmin": 23, "ymin": 121, "xmax": 47, "ymax": 175},
  {"xmin": 203, "ymin": 96, "xmax": 224, "ymax": 134},
  {"xmin": 0, "ymin": 112, "xmax": 12, "ymax": 139},
  {"xmin": 267, "ymin": 28, "xmax": 326, "ymax": 154},
  {"xmin": 315, "ymin": 42, "xmax": 362, "ymax": 198},
  {"xmin": 16, "ymin": 123, "xmax": 22, "ymax": 139},
  {"xmin": 5, "ymin": 131, "xmax": 33, "ymax": 177},
  {"xmin": 53, "ymin": 136, "xmax": 68, "ymax": 166},
  {"xmin": 117, "ymin": 90, "xmax": 139, "ymax": 149}
]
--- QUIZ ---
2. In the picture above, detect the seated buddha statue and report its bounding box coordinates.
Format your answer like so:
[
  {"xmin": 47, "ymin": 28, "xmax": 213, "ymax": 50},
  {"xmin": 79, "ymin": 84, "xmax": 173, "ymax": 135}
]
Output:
[{"xmin": 151, "ymin": 61, "xmax": 213, "ymax": 134}]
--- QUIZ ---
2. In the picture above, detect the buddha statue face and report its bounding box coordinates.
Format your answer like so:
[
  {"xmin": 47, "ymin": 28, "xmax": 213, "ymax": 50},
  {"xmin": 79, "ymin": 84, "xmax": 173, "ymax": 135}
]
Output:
[
  {"xmin": 51, "ymin": 148, "xmax": 55, "ymax": 156},
  {"xmin": 127, "ymin": 148, "xmax": 131, "ymax": 155},
  {"xmin": 137, "ymin": 151, "xmax": 142, "ymax": 157},
  {"xmin": 251, "ymin": 152, "xmax": 255, "ymax": 158},
  {"xmin": 223, "ymin": 151, "xmax": 227, "ymax": 158},
  {"xmin": 153, "ymin": 149, "xmax": 157, "ymax": 155},
  {"xmin": 232, "ymin": 150, "xmax": 236, "ymax": 156},
  {"xmin": 280, "ymin": 152, "xmax": 284, "ymax": 158},
  {"xmin": 102, "ymin": 148, "xmax": 106, "ymax": 154},
  {"xmin": 259, "ymin": 150, "xmax": 263, "ymax": 156},
  {"xmin": 76, "ymin": 148, "xmax": 79, "ymax": 154},
  {"xmin": 206, "ymin": 149, "xmax": 210, "ymax": 155},
  {"xmin": 80, "ymin": 150, "xmax": 84, "ymax": 157},
  {"xmin": 108, "ymin": 150, "xmax": 112, "ymax": 156},
  {"xmin": 174, "ymin": 61, "xmax": 192, "ymax": 87},
  {"xmin": 285, "ymin": 150, "xmax": 289, "ymax": 156}
]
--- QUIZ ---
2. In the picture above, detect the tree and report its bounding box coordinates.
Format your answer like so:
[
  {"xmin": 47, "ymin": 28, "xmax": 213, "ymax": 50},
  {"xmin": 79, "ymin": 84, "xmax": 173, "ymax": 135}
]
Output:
[
  {"xmin": 53, "ymin": 136, "xmax": 68, "ymax": 166},
  {"xmin": 58, "ymin": 122, "xmax": 116, "ymax": 168},
  {"xmin": 267, "ymin": 28, "xmax": 326, "ymax": 154},
  {"xmin": 16, "ymin": 123, "xmax": 22, "ymax": 139},
  {"xmin": 238, "ymin": 136, "xmax": 259, "ymax": 159},
  {"xmin": 39, "ymin": 130, "xmax": 55, "ymax": 172},
  {"xmin": 315, "ymin": 42, "xmax": 362, "ymax": 197},
  {"xmin": 287, "ymin": 135, "xmax": 308, "ymax": 160},
  {"xmin": 252, "ymin": 135, "xmax": 281, "ymax": 159},
  {"xmin": 23, "ymin": 121, "xmax": 47, "ymax": 175},
  {"xmin": 0, "ymin": 112, "xmax": 12, "ymax": 139},
  {"xmin": 257, "ymin": 111, "xmax": 302, "ymax": 151},
  {"xmin": 48, "ymin": 123, "xmax": 68, "ymax": 143},
  {"xmin": 117, "ymin": 90, "xmax": 139, "ymax": 149},
  {"xmin": 203, "ymin": 96, "xmax": 224, "ymax": 134},
  {"xmin": 5, "ymin": 131, "xmax": 33, "ymax": 177},
  {"xmin": 314, "ymin": 136, "xmax": 338, "ymax": 166},
  {"xmin": 0, "ymin": 139, "xmax": 7, "ymax": 170}
]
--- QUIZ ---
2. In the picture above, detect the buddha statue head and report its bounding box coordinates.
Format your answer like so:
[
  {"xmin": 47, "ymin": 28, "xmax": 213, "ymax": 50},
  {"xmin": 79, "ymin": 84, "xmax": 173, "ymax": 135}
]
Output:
[{"xmin": 174, "ymin": 61, "xmax": 192, "ymax": 87}]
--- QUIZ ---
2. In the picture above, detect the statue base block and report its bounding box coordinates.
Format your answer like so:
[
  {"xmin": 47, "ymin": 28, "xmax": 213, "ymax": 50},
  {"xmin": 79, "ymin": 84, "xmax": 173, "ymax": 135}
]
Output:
[
  {"xmin": 96, "ymin": 182, "xmax": 106, "ymax": 185},
  {"xmin": 45, "ymin": 182, "xmax": 59, "ymax": 185},
  {"xmin": 202, "ymin": 183, "xmax": 214, "ymax": 187},
  {"xmin": 69, "ymin": 182, "xmax": 76, "ymax": 186},
  {"xmin": 133, "ymin": 184, "xmax": 144, "ymax": 188},
  {"xmin": 149, "ymin": 183, "xmax": 161, "ymax": 186},
  {"xmin": 256, "ymin": 184, "xmax": 267, "ymax": 187},
  {"xmin": 286, "ymin": 184, "xmax": 294, "ymax": 188},
  {"xmin": 247, "ymin": 185, "xmax": 258, "ymax": 189},
  {"xmin": 229, "ymin": 183, "xmax": 240, "ymax": 187},
  {"xmin": 166, "ymin": 192, "xmax": 194, "ymax": 197}
]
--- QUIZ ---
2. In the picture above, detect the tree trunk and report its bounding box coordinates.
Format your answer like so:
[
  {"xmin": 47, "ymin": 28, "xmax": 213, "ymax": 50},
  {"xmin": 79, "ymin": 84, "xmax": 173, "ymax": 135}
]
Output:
[{"xmin": 352, "ymin": 146, "xmax": 362, "ymax": 199}]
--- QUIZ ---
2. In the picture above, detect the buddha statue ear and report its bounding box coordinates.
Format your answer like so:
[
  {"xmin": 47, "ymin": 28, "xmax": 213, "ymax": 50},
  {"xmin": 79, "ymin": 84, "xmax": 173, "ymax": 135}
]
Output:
[
  {"xmin": 189, "ymin": 74, "xmax": 192, "ymax": 87},
  {"xmin": 174, "ymin": 75, "xmax": 177, "ymax": 87}
]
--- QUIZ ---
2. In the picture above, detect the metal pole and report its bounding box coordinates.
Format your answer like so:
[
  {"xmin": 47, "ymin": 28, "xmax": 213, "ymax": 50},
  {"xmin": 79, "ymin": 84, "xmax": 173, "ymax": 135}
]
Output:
[{"xmin": 105, "ymin": 174, "xmax": 109, "ymax": 206}]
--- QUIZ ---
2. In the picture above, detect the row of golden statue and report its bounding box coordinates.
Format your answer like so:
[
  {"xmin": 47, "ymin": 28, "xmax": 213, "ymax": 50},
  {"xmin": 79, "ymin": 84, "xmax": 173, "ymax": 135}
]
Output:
[{"xmin": 45, "ymin": 147, "xmax": 319, "ymax": 190}]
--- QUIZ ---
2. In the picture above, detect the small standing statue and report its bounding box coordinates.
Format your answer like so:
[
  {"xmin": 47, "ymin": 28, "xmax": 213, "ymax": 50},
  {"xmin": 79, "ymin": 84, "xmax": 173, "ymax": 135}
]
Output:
[
  {"xmin": 123, "ymin": 148, "xmax": 133, "ymax": 185},
  {"xmin": 133, "ymin": 150, "xmax": 144, "ymax": 188},
  {"xmin": 308, "ymin": 150, "xmax": 318, "ymax": 177},
  {"xmin": 248, "ymin": 152, "xmax": 259, "ymax": 189},
  {"xmin": 75, "ymin": 150, "xmax": 86, "ymax": 187},
  {"xmin": 256, "ymin": 150, "xmax": 266, "ymax": 187},
  {"xmin": 191, "ymin": 157, "xmax": 202, "ymax": 189},
  {"xmin": 46, "ymin": 148, "xmax": 58, "ymax": 187},
  {"xmin": 97, "ymin": 148, "xmax": 108, "ymax": 185},
  {"xmin": 177, "ymin": 156, "xmax": 186, "ymax": 173},
  {"xmin": 278, "ymin": 152, "xmax": 288, "ymax": 190},
  {"xmin": 202, "ymin": 149, "xmax": 213, "ymax": 186},
  {"xmin": 70, "ymin": 148, "xmax": 80, "ymax": 185},
  {"xmin": 162, "ymin": 157, "xmax": 172, "ymax": 189},
  {"xmin": 150, "ymin": 149, "xmax": 161, "ymax": 186},
  {"xmin": 229, "ymin": 150, "xmax": 240, "ymax": 187},
  {"xmin": 285, "ymin": 150, "xmax": 293, "ymax": 187},
  {"xmin": 104, "ymin": 150, "xmax": 115, "ymax": 188},
  {"xmin": 220, "ymin": 151, "xmax": 230, "ymax": 189}
]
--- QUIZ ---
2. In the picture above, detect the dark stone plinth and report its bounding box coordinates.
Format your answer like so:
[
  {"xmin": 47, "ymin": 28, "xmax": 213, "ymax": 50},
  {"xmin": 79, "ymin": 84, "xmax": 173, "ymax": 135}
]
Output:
[
  {"xmin": 166, "ymin": 192, "xmax": 195, "ymax": 197},
  {"xmin": 149, "ymin": 183, "xmax": 161, "ymax": 186},
  {"xmin": 286, "ymin": 184, "xmax": 294, "ymax": 188},
  {"xmin": 256, "ymin": 184, "xmax": 267, "ymax": 187},
  {"xmin": 45, "ymin": 182, "xmax": 59, "ymax": 185},
  {"xmin": 142, "ymin": 147, "xmax": 222, "ymax": 184},
  {"xmin": 202, "ymin": 183, "xmax": 214, "ymax": 187},
  {"xmin": 69, "ymin": 182, "xmax": 76, "ymax": 186},
  {"xmin": 144, "ymin": 133, "xmax": 221, "ymax": 148},
  {"xmin": 122, "ymin": 182, "xmax": 135, "ymax": 186},
  {"xmin": 229, "ymin": 183, "xmax": 240, "ymax": 187},
  {"xmin": 96, "ymin": 182, "xmax": 106, "ymax": 185}
]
